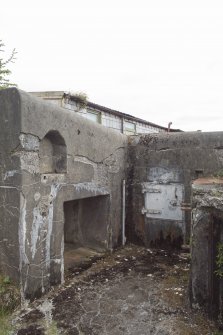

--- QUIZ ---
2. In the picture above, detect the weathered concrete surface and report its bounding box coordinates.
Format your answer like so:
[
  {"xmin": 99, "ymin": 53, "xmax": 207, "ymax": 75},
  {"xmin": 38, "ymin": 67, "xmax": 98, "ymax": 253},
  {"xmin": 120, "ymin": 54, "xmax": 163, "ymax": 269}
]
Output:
[
  {"xmin": 3, "ymin": 86, "xmax": 223, "ymax": 314},
  {"xmin": 127, "ymin": 132, "xmax": 223, "ymax": 248},
  {"xmin": 0, "ymin": 88, "xmax": 127, "ymax": 299},
  {"xmin": 0, "ymin": 89, "xmax": 22, "ymax": 285},
  {"xmin": 191, "ymin": 178, "xmax": 223, "ymax": 320},
  {"xmin": 13, "ymin": 246, "xmax": 217, "ymax": 335}
]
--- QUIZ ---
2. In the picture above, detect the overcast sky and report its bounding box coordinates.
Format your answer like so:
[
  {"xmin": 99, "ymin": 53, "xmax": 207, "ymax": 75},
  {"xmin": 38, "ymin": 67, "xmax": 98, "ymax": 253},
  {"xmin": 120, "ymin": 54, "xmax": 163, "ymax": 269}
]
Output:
[{"xmin": 1, "ymin": 0, "xmax": 223, "ymax": 131}]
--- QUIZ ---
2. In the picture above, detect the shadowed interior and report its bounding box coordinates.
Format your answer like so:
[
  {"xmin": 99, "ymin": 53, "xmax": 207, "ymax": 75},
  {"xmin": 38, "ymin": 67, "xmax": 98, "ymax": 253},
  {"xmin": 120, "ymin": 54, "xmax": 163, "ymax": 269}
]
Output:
[{"xmin": 63, "ymin": 195, "xmax": 109, "ymax": 270}]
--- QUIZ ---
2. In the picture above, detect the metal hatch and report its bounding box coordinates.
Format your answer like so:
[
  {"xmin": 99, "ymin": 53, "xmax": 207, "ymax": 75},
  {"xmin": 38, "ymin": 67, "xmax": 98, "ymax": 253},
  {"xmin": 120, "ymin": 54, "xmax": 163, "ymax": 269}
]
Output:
[{"xmin": 142, "ymin": 182, "xmax": 184, "ymax": 221}]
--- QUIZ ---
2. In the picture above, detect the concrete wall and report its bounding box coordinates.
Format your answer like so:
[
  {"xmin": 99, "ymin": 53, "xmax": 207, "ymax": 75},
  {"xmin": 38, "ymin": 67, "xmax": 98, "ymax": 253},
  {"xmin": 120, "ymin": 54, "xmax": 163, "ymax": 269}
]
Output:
[
  {"xmin": 190, "ymin": 179, "xmax": 223, "ymax": 319},
  {"xmin": 127, "ymin": 132, "xmax": 223, "ymax": 247},
  {"xmin": 0, "ymin": 88, "xmax": 127, "ymax": 300},
  {"xmin": 2, "ymin": 88, "xmax": 223, "ymax": 302},
  {"xmin": 0, "ymin": 89, "xmax": 22, "ymax": 283}
]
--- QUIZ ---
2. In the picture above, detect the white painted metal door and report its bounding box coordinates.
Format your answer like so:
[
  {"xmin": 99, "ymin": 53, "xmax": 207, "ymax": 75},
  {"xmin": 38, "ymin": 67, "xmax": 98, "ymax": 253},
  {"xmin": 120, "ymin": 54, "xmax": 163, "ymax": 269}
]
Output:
[{"xmin": 142, "ymin": 182, "xmax": 184, "ymax": 221}]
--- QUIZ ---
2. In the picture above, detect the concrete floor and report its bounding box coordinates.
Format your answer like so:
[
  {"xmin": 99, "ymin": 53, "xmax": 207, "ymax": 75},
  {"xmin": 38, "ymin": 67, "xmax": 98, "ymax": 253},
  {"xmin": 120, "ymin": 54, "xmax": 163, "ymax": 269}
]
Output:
[
  {"xmin": 14, "ymin": 246, "xmax": 217, "ymax": 335},
  {"xmin": 64, "ymin": 244, "xmax": 102, "ymax": 271}
]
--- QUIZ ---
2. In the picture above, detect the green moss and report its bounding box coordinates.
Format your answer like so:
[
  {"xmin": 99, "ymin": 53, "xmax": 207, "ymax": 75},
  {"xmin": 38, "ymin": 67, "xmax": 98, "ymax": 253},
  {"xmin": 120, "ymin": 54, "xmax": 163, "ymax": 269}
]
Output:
[
  {"xmin": 215, "ymin": 243, "xmax": 223, "ymax": 278},
  {"xmin": 0, "ymin": 310, "xmax": 13, "ymax": 335},
  {"xmin": 0, "ymin": 275, "xmax": 19, "ymax": 334},
  {"xmin": 0, "ymin": 275, "xmax": 20, "ymax": 313},
  {"xmin": 214, "ymin": 170, "xmax": 223, "ymax": 178},
  {"xmin": 46, "ymin": 321, "xmax": 59, "ymax": 335},
  {"xmin": 211, "ymin": 190, "xmax": 222, "ymax": 197}
]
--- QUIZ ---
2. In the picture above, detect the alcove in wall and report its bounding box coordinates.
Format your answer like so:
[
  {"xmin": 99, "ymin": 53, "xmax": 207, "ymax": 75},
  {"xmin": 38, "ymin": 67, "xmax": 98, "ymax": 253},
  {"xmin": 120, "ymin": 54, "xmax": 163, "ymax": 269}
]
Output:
[{"xmin": 39, "ymin": 130, "xmax": 67, "ymax": 174}]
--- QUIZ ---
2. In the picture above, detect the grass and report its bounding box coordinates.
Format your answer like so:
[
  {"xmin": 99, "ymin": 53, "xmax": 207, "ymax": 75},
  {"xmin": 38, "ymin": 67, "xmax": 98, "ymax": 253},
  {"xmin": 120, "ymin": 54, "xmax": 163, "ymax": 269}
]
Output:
[
  {"xmin": 0, "ymin": 275, "xmax": 60, "ymax": 334},
  {"xmin": 45, "ymin": 321, "xmax": 59, "ymax": 335},
  {"xmin": 0, "ymin": 275, "xmax": 20, "ymax": 311},
  {"xmin": 0, "ymin": 310, "xmax": 13, "ymax": 335},
  {"xmin": 0, "ymin": 275, "xmax": 20, "ymax": 335}
]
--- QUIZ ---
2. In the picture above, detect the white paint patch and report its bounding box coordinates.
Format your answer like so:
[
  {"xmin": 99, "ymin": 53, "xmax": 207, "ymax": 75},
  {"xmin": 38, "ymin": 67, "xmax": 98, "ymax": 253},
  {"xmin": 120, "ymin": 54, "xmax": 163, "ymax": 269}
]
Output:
[
  {"xmin": 34, "ymin": 192, "xmax": 41, "ymax": 202},
  {"xmin": 19, "ymin": 152, "xmax": 40, "ymax": 174},
  {"xmin": 19, "ymin": 133, "xmax": 39, "ymax": 151},
  {"xmin": 31, "ymin": 206, "xmax": 45, "ymax": 259},
  {"xmin": 41, "ymin": 269, "xmax": 45, "ymax": 294},
  {"xmin": 19, "ymin": 193, "xmax": 28, "ymax": 268},
  {"xmin": 18, "ymin": 192, "xmax": 29, "ymax": 305},
  {"xmin": 53, "ymin": 259, "xmax": 61, "ymax": 264},
  {"xmin": 0, "ymin": 186, "xmax": 18, "ymax": 189},
  {"xmin": 31, "ymin": 184, "xmax": 61, "ymax": 265},
  {"xmin": 3, "ymin": 170, "xmax": 20, "ymax": 180},
  {"xmin": 148, "ymin": 167, "xmax": 181, "ymax": 184},
  {"xmin": 45, "ymin": 184, "xmax": 61, "ymax": 268},
  {"xmin": 61, "ymin": 235, "xmax": 64, "ymax": 284},
  {"xmin": 74, "ymin": 182, "xmax": 109, "ymax": 195},
  {"xmin": 38, "ymin": 299, "xmax": 54, "ymax": 325},
  {"xmin": 50, "ymin": 183, "xmax": 61, "ymax": 199}
]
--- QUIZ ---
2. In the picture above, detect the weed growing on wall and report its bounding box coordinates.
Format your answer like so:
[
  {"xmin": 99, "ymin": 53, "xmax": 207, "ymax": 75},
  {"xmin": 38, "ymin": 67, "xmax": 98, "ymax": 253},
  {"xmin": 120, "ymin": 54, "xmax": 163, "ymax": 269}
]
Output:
[
  {"xmin": 68, "ymin": 91, "xmax": 88, "ymax": 110},
  {"xmin": 215, "ymin": 243, "xmax": 223, "ymax": 278}
]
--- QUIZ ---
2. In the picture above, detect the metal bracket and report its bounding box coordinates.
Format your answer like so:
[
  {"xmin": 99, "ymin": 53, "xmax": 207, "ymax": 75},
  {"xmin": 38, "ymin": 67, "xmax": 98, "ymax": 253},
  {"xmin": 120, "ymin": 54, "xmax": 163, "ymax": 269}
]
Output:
[
  {"xmin": 147, "ymin": 209, "xmax": 162, "ymax": 214},
  {"xmin": 181, "ymin": 202, "xmax": 191, "ymax": 211},
  {"xmin": 141, "ymin": 207, "xmax": 147, "ymax": 214},
  {"xmin": 142, "ymin": 188, "xmax": 161, "ymax": 194},
  {"xmin": 142, "ymin": 208, "xmax": 162, "ymax": 215}
]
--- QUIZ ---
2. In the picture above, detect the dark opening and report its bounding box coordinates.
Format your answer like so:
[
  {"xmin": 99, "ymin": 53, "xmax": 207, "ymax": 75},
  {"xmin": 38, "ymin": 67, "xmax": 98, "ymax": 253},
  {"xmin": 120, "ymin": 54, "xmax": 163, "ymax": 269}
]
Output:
[
  {"xmin": 195, "ymin": 169, "xmax": 204, "ymax": 179},
  {"xmin": 63, "ymin": 195, "xmax": 109, "ymax": 271}
]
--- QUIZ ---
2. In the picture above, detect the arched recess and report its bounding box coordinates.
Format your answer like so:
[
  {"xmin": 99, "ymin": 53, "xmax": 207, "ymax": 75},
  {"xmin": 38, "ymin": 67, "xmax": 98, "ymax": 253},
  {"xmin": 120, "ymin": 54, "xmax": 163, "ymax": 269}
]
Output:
[{"xmin": 39, "ymin": 130, "xmax": 67, "ymax": 173}]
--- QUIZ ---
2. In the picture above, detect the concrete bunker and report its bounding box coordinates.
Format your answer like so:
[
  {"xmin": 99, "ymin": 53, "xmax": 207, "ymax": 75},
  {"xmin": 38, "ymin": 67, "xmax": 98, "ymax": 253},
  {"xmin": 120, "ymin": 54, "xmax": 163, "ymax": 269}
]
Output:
[
  {"xmin": 191, "ymin": 178, "xmax": 223, "ymax": 320},
  {"xmin": 4, "ymin": 87, "xmax": 223, "ymax": 311},
  {"xmin": 63, "ymin": 195, "xmax": 110, "ymax": 270},
  {"xmin": 0, "ymin": 88, "xmax": 127, "ymax": 299},
  {"xmin": 127, "ymin": 132, "xmax": 223, "ymax": 248},
  {"xmin": 39, "ymin": 130, "xmax": 67, "ymax": 174}
]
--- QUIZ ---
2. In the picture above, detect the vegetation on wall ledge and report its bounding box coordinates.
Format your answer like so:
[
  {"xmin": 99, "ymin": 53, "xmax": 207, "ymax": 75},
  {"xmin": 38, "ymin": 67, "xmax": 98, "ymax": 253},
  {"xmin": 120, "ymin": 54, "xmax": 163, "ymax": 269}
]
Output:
[{"xmin": 68, "ymin": 91, "xmax": 88, "ymax": 111}]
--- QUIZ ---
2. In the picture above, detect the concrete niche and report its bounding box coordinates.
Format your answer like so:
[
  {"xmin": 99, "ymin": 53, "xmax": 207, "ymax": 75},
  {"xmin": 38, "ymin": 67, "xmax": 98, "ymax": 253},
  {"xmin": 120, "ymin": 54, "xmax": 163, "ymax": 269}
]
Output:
[
  {"xmin": 63, "ymin": 195, "xmax": 110, "ymax": 270},
  {"xmin": 39, "ymin": 130, "xmax": 67, "ymax": 174}
]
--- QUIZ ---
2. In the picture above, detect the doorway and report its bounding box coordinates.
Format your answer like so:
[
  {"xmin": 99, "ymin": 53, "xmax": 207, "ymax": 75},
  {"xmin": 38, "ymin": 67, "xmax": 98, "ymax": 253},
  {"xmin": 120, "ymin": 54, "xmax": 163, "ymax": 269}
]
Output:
[{"xmin": 63, "ymin": 195, "xmax": 109, "ymax": 271}]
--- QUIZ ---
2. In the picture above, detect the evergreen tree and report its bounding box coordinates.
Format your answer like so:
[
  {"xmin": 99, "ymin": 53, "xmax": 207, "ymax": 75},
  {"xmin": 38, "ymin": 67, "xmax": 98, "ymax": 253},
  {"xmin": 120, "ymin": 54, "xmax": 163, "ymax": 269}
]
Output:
[{"xmin": 0, "ymin": 40, "xmax": 17, "ymax": 90}]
